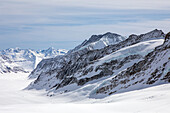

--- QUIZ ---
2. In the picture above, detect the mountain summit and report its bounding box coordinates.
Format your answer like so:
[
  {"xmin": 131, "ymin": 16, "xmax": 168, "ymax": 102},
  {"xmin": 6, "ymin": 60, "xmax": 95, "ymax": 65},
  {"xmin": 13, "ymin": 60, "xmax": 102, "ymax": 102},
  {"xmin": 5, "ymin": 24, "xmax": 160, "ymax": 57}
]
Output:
[{"xmin": 69, "ymin": 32, "xmax": 126, "ymax": 53}]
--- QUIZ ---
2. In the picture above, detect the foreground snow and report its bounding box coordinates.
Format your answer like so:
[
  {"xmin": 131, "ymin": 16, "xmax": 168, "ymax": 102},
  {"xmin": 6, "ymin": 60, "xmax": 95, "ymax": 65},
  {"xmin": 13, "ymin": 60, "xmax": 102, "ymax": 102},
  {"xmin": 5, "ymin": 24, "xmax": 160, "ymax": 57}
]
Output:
[{"xmin": 0, "ymin": 73, "xmax": 170, "ymax": 113}]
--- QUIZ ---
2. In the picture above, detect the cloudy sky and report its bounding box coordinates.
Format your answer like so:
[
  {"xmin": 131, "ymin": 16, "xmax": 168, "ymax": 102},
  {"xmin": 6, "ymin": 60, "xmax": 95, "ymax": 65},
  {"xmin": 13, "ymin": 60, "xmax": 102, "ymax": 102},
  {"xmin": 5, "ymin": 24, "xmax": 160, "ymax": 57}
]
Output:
[{"xmin": 0, "ymin": 0, "xmax": 170, "ymax": 50}]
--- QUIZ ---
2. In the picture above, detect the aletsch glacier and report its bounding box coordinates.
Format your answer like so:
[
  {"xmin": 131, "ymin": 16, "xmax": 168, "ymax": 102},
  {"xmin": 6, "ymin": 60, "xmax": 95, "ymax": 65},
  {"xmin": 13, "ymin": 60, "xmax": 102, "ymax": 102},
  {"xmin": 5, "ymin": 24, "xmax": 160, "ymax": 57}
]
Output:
[{"xmin": 26, "ymin": 29, "xmax": 170, "ymax": 99}]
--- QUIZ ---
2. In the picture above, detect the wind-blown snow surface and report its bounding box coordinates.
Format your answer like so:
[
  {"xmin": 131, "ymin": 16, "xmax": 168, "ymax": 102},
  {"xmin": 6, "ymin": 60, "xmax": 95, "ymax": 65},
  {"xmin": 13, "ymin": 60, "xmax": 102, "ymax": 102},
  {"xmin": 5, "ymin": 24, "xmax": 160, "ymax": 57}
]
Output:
[
  {"xmin": 0, "ymin": 47, "xmax": 67, "ymax": 73},
  {"xmin": 0, "ymin": 73, "xmax": 170, "ymax": 113}
]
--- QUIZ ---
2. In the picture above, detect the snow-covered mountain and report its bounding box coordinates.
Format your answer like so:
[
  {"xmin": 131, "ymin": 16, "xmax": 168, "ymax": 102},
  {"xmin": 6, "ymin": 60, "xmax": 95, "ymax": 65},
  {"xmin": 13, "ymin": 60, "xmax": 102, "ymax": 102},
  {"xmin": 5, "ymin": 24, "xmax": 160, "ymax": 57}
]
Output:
[
  {"xmin": 0, "ymin": 48, "xmax": 67, "ymax": 74},
  {"xmin": 91, "ymin": 32, "xmax": 170, "ymax": 98},
  {"xmin": 27, "ymin": 29, "xmax": 169, "ymax": 99},
  {"xmin": 68, "ymin": 32, "xmax": 126, "ymax": 53}
]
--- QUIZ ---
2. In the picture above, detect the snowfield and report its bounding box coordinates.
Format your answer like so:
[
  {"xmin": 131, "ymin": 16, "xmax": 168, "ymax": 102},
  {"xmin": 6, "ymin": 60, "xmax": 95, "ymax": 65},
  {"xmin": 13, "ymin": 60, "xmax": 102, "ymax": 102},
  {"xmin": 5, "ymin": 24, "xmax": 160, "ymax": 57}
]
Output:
[{"xmin": 0, "ymin": 73, "xmax": 170, "ymax": 113}]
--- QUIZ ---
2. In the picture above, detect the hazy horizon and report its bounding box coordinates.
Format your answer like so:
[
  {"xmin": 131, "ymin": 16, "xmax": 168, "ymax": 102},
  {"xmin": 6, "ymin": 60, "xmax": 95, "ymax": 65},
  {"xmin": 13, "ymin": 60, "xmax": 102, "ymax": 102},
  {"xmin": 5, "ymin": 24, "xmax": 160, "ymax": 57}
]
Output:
[{"xmin": 0, "ymin": 0, "xmax": 170, "ymax": 50}]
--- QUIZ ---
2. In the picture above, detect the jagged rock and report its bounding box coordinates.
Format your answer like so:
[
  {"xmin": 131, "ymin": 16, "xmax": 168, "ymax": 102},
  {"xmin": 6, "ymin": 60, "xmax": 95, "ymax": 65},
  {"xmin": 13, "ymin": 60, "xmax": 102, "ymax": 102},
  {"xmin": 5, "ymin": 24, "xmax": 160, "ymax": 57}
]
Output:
[
  {"xmin": 27, "ymin": 29, "xmax": 166, "ymax": 96},
  {"xmin": 68, "ymin": 32, "xmax": 126, "ymax": 53},
  {"xmin": 91, "ymin": 32, "xmax": 170, "ymax": 98}
]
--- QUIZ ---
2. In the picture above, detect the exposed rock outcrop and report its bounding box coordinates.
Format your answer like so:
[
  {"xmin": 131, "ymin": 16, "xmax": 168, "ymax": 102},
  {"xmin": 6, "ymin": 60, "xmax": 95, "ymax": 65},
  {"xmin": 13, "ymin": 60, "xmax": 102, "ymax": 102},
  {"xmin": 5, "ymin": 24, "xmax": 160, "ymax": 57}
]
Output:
[
  {"xmin": 91, "ymin": 32, "xmax": 170, "ymax": 98},
  {"xmin": 27, "ymin": 29, "xmax": 166, "ymax": 96}
]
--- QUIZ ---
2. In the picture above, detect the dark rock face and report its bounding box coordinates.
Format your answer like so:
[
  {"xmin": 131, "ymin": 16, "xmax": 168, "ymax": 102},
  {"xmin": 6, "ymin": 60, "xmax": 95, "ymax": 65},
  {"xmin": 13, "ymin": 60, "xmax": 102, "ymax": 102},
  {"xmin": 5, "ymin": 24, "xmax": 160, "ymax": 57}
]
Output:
[
  {"xmin": 93, "ymin": 32, "xmax": 170, "ymax": 98},
  {"xmin": 27, "ymin": 29, "xmax": 166, "ymax": 96}
]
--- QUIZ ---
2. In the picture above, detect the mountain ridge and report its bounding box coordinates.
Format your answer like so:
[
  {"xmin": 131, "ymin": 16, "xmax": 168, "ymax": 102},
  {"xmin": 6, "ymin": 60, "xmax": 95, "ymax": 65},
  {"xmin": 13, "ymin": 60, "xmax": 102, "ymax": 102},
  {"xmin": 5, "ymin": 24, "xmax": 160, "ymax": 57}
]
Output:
[
  {"xmin": 68, "ymin": 32, "xmax": 126, "ymax": 53},
  {"xmin": 91, "ymin": 32, "xmax": 170, "ymax": 98},
  {"xmin": 27, "ymin": 29, "xmax": 168, "ymax": 99}
]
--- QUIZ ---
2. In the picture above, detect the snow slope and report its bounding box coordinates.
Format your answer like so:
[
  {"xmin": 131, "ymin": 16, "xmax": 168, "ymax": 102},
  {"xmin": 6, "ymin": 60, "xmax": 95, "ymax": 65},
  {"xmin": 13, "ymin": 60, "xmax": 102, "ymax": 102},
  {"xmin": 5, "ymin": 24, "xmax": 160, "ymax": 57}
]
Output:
[
  {"xmin": 0, "ymin": 73, "xmax": 170, "ymax": 113},
  {"xmin": 28, "ymin": 39, "xmax": 164, "ymax": 92},
  {"xmin": 0, "ymin": 47, "xmax": 67, "ymax": 73},
  {"xmin": 91, "ymin": 32, "xmax": 170, "ymax": 98}
]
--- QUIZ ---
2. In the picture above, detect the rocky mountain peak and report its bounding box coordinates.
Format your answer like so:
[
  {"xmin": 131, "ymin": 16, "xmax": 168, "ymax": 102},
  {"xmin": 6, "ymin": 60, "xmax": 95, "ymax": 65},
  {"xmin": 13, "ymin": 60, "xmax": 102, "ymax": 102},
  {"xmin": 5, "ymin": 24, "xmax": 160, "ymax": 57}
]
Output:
[
  {"xmin": 138, "ymin": 29, "xmax": 164, "ymax": 40},
  {"xmin": 69, "ymin": 32, "xmax": 126, "ymax": 53},
  {"xmin": 128, "ymin": 29, "xmax": 164, "ymax": 42},
  {"xmin": 82, "ymin": 32, "xmax": 125, "ymax": 46}
]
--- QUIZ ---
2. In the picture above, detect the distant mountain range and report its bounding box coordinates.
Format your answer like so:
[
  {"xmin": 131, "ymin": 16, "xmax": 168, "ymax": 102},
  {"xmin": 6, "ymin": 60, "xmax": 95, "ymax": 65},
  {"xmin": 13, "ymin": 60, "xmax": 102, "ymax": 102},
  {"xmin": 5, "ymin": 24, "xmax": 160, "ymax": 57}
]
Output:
[
  {"xmin": 26, "ymin": 29, "xmax": 170, "ymax": 99},
  {"xmin": 0, "ymin": 47, "xmax": 67, "ymax": 73}
]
